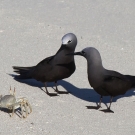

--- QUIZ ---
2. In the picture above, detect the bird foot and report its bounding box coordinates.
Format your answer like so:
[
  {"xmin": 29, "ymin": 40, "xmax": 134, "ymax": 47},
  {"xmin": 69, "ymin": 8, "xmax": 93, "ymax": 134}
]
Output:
[
  {"xmin": 100, "ymin": 108, "xmax": 114, "ymax": 113},
  {"xmin": 86, "ymin": 105, "xmax": 101, "ymax": 110},
  {"xmin": 56, "ymin": 91, "xmax": 69, "ymax": 94},
  {"xmin": 55, "ymin": 90, "xmax": 69, "ymax": 94},
  {"xmin": 97, "ymin": 105, "xmax": 101, "ymax": 109},
  {"xmin": 46, "ymin": 92, "xmax": 58, "ymax": 97}
]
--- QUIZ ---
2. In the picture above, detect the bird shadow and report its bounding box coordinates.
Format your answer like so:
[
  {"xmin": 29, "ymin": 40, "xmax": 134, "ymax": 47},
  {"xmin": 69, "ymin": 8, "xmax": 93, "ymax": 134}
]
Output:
[
  {"xmin": 10, "ymin": 74, "xmax": 135, "ymax": 106},
  {"xmin": 59, "ymin": 80, "xmax": 135, "ymax": 112}
]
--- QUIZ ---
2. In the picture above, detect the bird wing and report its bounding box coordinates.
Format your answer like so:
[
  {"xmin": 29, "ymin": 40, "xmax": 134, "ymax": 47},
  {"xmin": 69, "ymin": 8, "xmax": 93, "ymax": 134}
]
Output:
[
  {"xmin": 36, "ymin": 55, "xmax": 55, "ymax": 66},
  {"xmin": 104, "ymin": 70, "xmax": 129, "ymax": 82},
  {"xmin": 102, "ymin": 70, "xmax": 132, "ymax": 96},
  {"xmin": 31, "ymin": 56, "xmax": 54, "ymax": 82}
]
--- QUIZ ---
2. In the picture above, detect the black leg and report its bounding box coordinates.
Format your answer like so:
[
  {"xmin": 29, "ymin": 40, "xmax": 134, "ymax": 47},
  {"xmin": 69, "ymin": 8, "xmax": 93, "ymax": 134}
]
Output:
[
  {"xmin": 86, "ymin": 95, "xmax": 102, "ymax": 110},
  {"xmin": 97, "ymin": 95, "xmax": 103, "ymax": 109},
  {"xmin": 44, "ymin": 83, "xmax": 58, "ymax": 96},
  {"xmin": 54, "ymin": 81, "xmax": 69, "ymax": 94},
  {"xmin": 100, "ymin": 96, "xmax": 114, "ymax": 113},
  {"xmin": 108, "ymin": 96, "xmax": 113, "ymax": 110}
]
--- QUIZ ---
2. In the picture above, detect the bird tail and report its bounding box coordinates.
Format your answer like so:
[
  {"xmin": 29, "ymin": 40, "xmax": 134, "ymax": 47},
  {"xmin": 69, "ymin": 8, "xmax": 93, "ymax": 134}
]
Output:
[
  {"xmin": 125, "ymin": 75, "xmax": 135, "ymax": 88},
  {"xmin": 13, "ymin": 66, "xmax": 35, "ymax": 79}
]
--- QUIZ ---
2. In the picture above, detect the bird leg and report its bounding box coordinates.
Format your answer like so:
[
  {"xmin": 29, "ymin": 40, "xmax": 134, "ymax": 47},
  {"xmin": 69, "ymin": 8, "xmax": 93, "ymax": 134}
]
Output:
[
  {"xmin": 104, "ymin": 96, "xmax": 114, "ymax": 113},
  {"xmin": 108, "ymin": 96, "xmax": 113, "ymax": 110},
  {"xmin": 54, "ymin": 81, "xmax": 69, "ymax": 94},
  {"xmin": 97, "ymin": 95, "xmax": 102, "ymax": 109},
  {"xmin": 86, "ymin": 96, "xmax": 102, "ymax": 110},
  {"xmin": 44, "ymin": 83, "xmax": 58, "ymax": 96},
  {"xmin": 100, "ymin": 96, "xmax": 114, "ymax": 113}
]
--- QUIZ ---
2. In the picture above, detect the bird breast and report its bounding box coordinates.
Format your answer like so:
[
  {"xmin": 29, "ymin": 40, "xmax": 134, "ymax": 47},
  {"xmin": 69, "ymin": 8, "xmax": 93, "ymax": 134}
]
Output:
[{"xmin": 87, "ymin": 65, "xmax": 104, "ymax": 88}]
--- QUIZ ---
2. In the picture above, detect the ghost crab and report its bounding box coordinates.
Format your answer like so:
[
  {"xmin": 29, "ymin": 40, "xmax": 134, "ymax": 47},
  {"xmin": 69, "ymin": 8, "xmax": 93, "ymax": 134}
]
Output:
[{"xmin": 0, "ymin": 87, "xmax": 32, "ymax": 118}]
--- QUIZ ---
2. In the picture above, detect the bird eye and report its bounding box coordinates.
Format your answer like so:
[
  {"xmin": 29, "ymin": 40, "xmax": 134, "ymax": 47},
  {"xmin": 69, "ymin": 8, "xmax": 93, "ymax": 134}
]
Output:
[
  {"xmin": 82, "ymin": 51, "xmax": 85, "ymax": 55},
  {"xmin": 68, "ymin": 40, "xmax": 72, "ymax": 43}
]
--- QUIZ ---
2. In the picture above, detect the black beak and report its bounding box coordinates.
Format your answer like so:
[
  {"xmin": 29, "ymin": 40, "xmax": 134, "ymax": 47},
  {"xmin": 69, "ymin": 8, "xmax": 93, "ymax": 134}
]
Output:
[
  {"xmin": 66, "ymin": 52, "xmax": 83, "ymax": 56},
  {"xmin": 62, "ymin": 44, "xmax": 68, "ymax": 47},
  {"xmin": 62, "ymin": 44, "xmax": 68, "ymax": 49}
]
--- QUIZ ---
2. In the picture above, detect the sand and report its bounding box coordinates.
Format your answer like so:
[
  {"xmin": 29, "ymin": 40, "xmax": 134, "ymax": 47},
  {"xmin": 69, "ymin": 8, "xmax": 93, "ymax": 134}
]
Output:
[{"xmin": 0, "ymin": 0, "xmax": 135, "ymax": 135}]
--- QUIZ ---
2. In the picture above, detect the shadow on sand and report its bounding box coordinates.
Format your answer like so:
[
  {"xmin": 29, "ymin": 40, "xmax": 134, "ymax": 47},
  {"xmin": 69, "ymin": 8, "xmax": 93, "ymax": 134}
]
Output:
[
  {"xmin": 11, "ymin": 76, "xmax": 135, "ymax": 105},
  {"xmin": 0, "ymin": 108, "xmax": 22, "ymax": 118}
]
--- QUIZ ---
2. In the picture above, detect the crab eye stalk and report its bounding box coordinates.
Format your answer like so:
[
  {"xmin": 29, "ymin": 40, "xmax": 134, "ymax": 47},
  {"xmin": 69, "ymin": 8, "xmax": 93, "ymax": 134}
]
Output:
[{"xmin": 68, "ymin": 40, "xmax": 72, "ymax": 44}]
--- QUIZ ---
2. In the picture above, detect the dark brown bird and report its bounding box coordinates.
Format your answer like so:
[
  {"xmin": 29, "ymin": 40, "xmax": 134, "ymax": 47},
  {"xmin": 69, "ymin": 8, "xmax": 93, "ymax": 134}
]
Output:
[
  {"xmin": 13, "ymin": 33, "xmax": 77, "ymax": 96},
  {"xmin": 68, "ymin": 47, "xmax": 135, "ymax": 112}
]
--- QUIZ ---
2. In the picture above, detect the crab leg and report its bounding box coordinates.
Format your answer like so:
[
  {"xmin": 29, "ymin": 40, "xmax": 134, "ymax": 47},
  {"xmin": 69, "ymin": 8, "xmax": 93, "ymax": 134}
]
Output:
[
  {"xmin": 23, "ymin": 102, "xmax": 28, "ymax": 118},
  {"xmin": 26, "ymin": 101, "xmax": 32, "ymax": 114},
  {"xmin": 7, "ymin": 105, "xmax": 14, "ymax": 117},
  {"xmin": 21, "ymin": 102, "xmax": 25, "ymax": 118},
  {"xmin": 12, "ymin": 106, "xmax": 15, "ymax": 117}
]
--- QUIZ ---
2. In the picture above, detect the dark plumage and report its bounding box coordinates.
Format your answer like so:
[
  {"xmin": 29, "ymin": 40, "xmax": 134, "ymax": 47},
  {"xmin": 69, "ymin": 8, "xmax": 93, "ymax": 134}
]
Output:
[
  {"xmin": 13, "ymin": 33, "xmax": 77, "ymax": 96},
  {"xmin": 68, "ymin": 47, "xmax": 135, "ymax": 112}
]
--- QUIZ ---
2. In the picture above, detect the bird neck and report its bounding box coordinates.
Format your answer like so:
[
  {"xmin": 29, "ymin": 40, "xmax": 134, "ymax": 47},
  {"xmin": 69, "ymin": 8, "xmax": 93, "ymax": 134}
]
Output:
[
  {"xmin": 87, "ymin": 57, "xmax": 104, "ymax": 88},
  {"xmin": 87, "ymin": 54, "xmax": 103, "ymax": 70},
  {"xmin": 54, "ymin": 46, "xmax": 75, "ymax": 64},
  {"xmin": 87, "ymin": 61, "xmax": 104, "ymax": 76}
]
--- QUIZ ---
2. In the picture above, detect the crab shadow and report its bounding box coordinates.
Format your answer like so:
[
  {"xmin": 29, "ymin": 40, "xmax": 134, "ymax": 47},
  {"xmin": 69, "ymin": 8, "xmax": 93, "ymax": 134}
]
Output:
[
  {"xmin": 0, "ymin": 108, "xmax": 22, "ymax": 117},
  {"xmin": 11, "ymin": 76, "xmax": 135, "ymax": 106},
  {"xmin": 0, "ymin": 108, "xmax": 12, "ymax": 113}
]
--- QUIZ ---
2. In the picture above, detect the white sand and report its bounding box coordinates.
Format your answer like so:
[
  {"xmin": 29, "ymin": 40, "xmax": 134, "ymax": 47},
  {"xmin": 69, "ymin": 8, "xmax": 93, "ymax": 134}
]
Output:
[{"xmin": 0, "ymin": 0, "xmax": 135, "ymax": 135}]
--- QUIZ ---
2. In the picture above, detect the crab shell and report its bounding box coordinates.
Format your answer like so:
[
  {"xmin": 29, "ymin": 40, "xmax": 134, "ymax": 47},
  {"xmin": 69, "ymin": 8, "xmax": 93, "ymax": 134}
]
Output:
[{"xmin": 0, "ymin": 95, "xmax": 16, "ymax": 109}]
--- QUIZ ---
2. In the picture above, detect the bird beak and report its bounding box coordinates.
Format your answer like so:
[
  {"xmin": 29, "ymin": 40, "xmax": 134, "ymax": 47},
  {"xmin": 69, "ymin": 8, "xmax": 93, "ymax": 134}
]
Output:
[
  {"xmin": 67, "ymin": 52, "xmax": 83, "ymax": 56},
  {"xmin": 62, "ymin": 44, "xmax": 67, "ymax": 46},
  {"xmin": 61, "ymin": 44, "xmax": 68, "ymax": 49}
]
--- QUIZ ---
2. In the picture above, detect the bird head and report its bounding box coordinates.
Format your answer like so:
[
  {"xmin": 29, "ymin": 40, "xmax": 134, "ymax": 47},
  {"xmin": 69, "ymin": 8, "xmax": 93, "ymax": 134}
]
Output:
[
  {"xmin": 67, "ymin": 47, "xmax": 102, "ymax": 65},
  {"xmin": 61, "ymin": 33, "xmax": 77, "ymax": 50}
]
